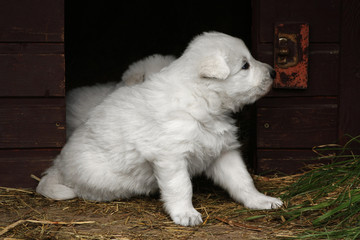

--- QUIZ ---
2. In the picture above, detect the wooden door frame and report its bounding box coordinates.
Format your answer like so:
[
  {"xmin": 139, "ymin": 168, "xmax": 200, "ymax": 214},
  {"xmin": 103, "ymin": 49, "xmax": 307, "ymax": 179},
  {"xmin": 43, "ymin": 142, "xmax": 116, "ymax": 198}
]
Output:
[{"xmin": 338, "ymin": 0, "xmax": 360, "ymax": 145}]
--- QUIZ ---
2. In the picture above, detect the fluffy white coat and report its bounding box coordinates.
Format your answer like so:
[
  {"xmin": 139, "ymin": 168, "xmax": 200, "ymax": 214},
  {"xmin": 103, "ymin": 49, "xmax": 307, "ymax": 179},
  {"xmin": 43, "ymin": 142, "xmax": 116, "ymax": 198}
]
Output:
[
  {"xmin": 66, "ymin": 54, "xmax": 175, "ymax": 138},
  {"xmin": 37, "ymin": 32, "xmax": 282, "ymax": 226}
]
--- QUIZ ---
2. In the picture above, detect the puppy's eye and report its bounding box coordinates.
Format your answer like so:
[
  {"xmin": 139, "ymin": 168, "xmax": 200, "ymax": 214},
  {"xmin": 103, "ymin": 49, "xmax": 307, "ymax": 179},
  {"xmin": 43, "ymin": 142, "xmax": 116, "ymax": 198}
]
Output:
[{"xmin": 242, "ymin": 62, "xmax": 250, "ymax": 70}]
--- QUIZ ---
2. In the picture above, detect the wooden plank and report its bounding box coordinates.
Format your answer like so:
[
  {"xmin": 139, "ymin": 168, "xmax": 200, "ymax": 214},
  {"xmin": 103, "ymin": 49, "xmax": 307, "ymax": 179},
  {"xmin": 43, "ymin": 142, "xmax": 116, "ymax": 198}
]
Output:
[
  {"xmin": 257, "ymin": 99, "xmax": 338, "ymax": 148},
  {"xmin": 257, "ymin": 0, "xmax": 341, "ymax": 43},
  {"xmin": 256, "ymin": 43, "xmax": 339, "ymax": 96},
  {"xmin": 257, "ymin": 97, "xmax": 338, "ymax": 107},
  {"xmin": 339, "ymin": 0, "xmax": 360, "ymax": 143},
  {"xmin": 0, "ymin": 43, "xmax": 64, "ymax": 54},
  {"xmin": 0, "ymin": 149, "xmax": 58, "ymax": 188},
  {"xmin": 257, "ymin": 149, "xmax": 331, "ymax": 175},
  {"xmin": 0, "ymin": 98, "xmax": 65, "ymax": 148},
  {"xmin": 0, "ymin": 0, "xmax": 64, "ymax": 42},
  {"xmin": 0, "ymin": 44, "xmax": 65, "ymax": 96}
]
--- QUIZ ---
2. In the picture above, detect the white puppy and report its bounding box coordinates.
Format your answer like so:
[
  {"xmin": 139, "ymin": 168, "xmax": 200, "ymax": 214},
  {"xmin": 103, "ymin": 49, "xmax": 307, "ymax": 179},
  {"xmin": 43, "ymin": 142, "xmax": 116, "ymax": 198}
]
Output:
[
  {"xmin": 66, "ymin": 54, "xmax": 175, "ymax": 138},
  {"xmin": 37, "ymin": 32, "xmax": 282, "ymax": 226}
]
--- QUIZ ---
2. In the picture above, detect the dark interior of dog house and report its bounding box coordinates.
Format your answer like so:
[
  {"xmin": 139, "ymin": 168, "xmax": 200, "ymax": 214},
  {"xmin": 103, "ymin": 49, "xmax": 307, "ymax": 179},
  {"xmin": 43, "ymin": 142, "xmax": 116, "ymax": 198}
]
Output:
[
  {"xmin": 65, "ymin": 1, "xmax": 252, "ymax": 89},
  {"xmin": 65, "ymin": 1, "xmax": 255, "ymax": 165}
]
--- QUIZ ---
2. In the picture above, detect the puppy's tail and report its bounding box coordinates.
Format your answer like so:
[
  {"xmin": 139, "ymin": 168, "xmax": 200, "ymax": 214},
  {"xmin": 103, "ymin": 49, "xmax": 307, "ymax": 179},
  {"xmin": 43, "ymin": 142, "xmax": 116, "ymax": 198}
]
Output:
[{"xmin": 36, "ymin": 167, "xmax": 77, "ymax": 200}]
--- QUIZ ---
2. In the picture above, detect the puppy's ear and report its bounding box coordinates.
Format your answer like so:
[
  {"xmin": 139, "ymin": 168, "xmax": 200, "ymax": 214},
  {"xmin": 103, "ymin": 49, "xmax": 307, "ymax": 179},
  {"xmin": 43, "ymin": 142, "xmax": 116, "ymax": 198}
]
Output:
[{"xmin": 199, "ymin": 55, "xmax": 230, "ymax": 80}]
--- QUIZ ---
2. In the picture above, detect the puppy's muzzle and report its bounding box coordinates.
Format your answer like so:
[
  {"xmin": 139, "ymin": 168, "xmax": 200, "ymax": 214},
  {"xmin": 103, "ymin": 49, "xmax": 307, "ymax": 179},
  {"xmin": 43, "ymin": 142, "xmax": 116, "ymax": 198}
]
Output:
[{"xmin": 260, "ymin": 68, "xmax": 276, "ymax": 92}]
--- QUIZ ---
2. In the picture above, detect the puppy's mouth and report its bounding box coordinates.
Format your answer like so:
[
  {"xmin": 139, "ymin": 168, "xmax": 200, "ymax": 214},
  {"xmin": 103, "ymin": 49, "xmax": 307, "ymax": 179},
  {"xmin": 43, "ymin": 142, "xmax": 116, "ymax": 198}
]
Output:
[
  {"xmin": 258, "ymin": 78, "xmax": 273, "ymax": 94},
  {"xmin": 239, "ymin": 78, "xmax": 273, "ymax": 106},
  {"xmin": 257, "ymin": 68, "xmax": 276, "ymax": 94}
]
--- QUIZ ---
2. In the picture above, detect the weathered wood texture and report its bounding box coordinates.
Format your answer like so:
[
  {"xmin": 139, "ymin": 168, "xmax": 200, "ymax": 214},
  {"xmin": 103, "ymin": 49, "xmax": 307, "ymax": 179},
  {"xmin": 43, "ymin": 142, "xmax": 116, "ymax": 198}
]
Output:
[
  {"xmin": 0, "ymin": 0, "xmax": 64, "ymax": 42},
  {"xmin": 0, "ymin": 44, "xmax": 65, "ymax": 97},
  {"xmin": 251, "ymin": 0, "xmax": 359, "ymax": 174},
  {"xmin": 0, "ymin": 0, "xmax": 65, "ymax": 187},
  {"xmin": 0, "ymin": 149, "xmax": 58, "ymax": 188},
  {"xmin": 257, "ymin": 0, "xmax": 341, "ymax": 43},
  {"xmin": 339, "ymin": 0, "xmax": 360, "ymax": 144},
  {"xmin": 257, "ymin": 98, "xmax": 338, "ymax": 149},
  {"xmin": 257, "ymin": 149, "xmax": 331, "ymax": 175},
  {"xmin": 0, "ymin": 99, "xmax": 66, "ymax": 148}
]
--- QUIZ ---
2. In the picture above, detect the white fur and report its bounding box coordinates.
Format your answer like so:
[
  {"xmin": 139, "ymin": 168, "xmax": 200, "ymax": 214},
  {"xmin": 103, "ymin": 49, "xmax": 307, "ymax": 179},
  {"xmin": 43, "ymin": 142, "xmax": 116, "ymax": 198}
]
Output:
[
  {"xmin": 122, "ymin": 54, "xmax": 176, "ymax": 86},
  {"xmin": 37, "ymin": 32, "xmax": 282, "ymax": 226},
  {"xmin": 66, "ymin": 54, "xmax": 175, "ymax": 138}
]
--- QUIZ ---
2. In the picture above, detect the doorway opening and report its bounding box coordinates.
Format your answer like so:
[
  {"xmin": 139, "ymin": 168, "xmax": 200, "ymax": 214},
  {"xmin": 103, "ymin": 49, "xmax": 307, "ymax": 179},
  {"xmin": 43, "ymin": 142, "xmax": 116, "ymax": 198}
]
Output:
[{"xmin": 64, "ymin": 1, "xmax": 255, "ymax": 167}]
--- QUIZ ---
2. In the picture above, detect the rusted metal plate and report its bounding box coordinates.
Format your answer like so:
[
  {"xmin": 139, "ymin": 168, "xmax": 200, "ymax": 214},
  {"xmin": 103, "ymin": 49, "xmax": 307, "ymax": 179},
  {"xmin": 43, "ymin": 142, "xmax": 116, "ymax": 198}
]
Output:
[
  {"xmin": 255, "ymin": 44, "xmax": 339, "ymax": 96},
  {"xmin": 274, "ymin": 23, "xmax": 309, "ymax": 89}
]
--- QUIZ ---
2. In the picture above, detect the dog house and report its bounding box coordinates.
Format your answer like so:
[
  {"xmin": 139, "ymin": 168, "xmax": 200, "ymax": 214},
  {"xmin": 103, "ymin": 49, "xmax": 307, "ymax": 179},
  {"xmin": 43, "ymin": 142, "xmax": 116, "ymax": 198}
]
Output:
[{"xmin": 0, "ymin": 0, "xmax": 359, "ymax": 188}]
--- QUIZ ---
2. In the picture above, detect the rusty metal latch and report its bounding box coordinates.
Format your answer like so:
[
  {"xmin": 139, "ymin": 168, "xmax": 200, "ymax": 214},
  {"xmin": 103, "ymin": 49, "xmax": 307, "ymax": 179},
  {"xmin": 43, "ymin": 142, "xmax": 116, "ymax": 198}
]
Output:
[
  {"xmin": 277, "ymin": 36, "xmax": 298, "ymax": 67},
  {"xmin": 274, "ymin": 23, "xmax": 309, "ymax": 89}
]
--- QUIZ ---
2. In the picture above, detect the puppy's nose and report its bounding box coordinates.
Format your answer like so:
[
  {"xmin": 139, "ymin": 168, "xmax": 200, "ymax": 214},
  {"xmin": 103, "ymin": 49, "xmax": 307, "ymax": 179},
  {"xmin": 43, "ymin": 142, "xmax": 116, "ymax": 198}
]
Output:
[{"xmin": 270, "ymin": 70, "xmax": 276, "ymax": 79}]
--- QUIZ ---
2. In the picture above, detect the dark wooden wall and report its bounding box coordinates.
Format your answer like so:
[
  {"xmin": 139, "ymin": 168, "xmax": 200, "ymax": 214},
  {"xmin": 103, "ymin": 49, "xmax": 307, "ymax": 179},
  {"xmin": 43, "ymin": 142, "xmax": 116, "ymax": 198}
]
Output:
[
  {"xmin": 339, "ymin": 0, "xmax": 360, "ymax": 143},
  {"xmin": 0, "ymin": 0, "xmax": 65, "ymax": 187},
  {"xmin": 252, "ymin": 0, "xmax": 360, "ymax": 174}
]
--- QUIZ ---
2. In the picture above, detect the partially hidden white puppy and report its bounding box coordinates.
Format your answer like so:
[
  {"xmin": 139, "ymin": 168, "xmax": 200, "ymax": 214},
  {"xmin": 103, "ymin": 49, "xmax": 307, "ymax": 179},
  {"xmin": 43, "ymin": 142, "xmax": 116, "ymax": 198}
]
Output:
[
  {"xmin": 37, "ymin": 32, "xmax": 282, "ymax": 226},
  {"xmin": 66, "ymin": 54, "xmax": 176, "ymax": 138}
]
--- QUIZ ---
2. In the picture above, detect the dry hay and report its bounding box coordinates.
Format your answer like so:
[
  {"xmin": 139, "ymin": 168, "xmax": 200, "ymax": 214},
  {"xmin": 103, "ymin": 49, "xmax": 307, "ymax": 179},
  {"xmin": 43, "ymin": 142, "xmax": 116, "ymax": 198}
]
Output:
[
  {"xmin": 0, "ymin": 175, "xmax": 300, "ymax": 240},
  {"xmin": 3, "ymin": 136, "xmax": 359, "ymax": 240}
]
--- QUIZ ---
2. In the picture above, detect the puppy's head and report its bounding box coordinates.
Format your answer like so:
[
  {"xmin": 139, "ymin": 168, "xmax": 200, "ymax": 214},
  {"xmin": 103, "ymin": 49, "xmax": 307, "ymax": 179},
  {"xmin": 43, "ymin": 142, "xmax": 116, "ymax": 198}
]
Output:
[{"xmin": 185, "ymin": 32, "xmax": 275, "ymax": 111}]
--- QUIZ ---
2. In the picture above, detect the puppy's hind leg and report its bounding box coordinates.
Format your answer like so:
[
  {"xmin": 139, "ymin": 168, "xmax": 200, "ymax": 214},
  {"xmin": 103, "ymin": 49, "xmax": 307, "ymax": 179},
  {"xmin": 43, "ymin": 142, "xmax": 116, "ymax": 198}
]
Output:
[
  {"xmin": 36, "ymin": 167, "xmax": 77, "ymax": 200},
  {"xmin": 206, "ymin": 150, "xmax": 283, "ymax": 210}
]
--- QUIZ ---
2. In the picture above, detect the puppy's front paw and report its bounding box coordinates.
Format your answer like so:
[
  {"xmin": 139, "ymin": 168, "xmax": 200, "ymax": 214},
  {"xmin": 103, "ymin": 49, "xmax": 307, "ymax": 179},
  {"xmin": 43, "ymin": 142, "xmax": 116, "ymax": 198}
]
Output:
[
  {"xmin": 244, "ymin": 194, "xmax": 283, "ymax": 210},
  {"xmin": 171, "ymin": 208, "xmax": 203, "ymax": 226}
]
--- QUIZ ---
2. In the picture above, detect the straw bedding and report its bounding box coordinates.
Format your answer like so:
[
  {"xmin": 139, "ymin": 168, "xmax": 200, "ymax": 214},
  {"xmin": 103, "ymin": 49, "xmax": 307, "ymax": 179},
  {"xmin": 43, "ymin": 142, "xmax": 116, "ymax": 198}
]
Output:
[
  {"xmin": 0, "ymin": 176, "xmax": 297, "ymax": 239},
  {"xmin": 1, "ymin": 136, "xmax": 359, "ymax": 239}
]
